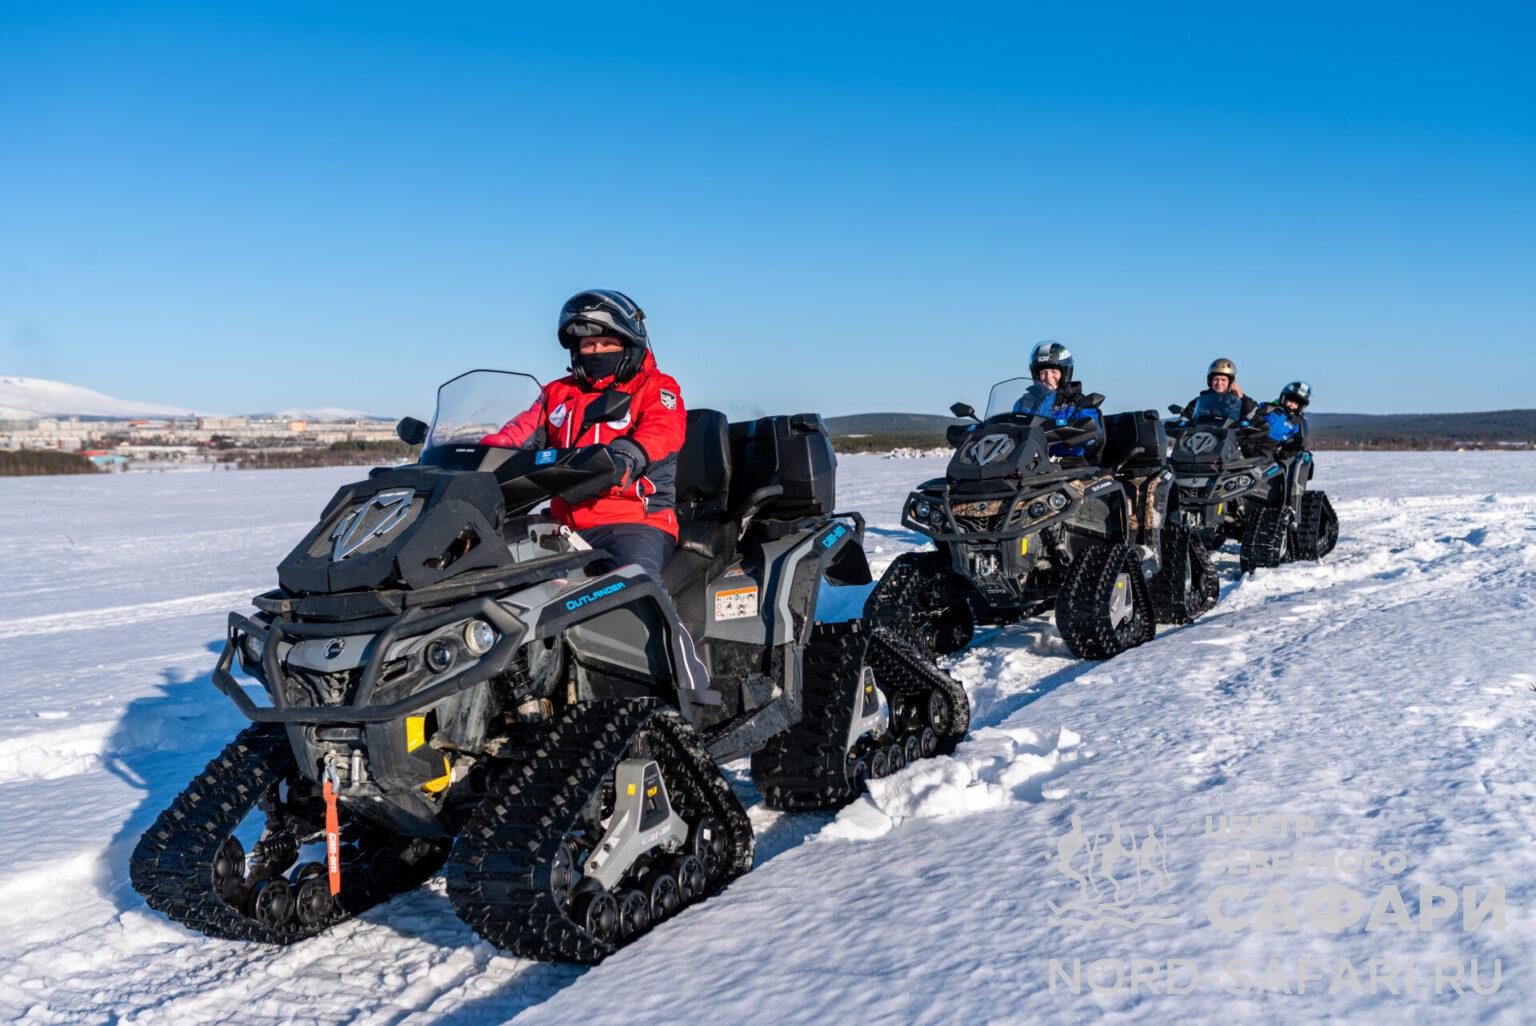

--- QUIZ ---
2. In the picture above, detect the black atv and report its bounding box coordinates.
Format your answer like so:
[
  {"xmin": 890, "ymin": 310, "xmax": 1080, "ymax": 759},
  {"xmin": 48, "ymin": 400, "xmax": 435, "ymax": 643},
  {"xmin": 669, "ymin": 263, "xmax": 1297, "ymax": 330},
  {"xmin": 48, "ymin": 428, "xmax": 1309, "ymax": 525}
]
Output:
[
  {"xmin": 130, "ymin": 369, "xmax": 968, "ymax": 964},
  {"xmin": 1164, "ymin": 393, "xmax": 1338, "ymax": 573},
  {"xmin": 865, "ymin": 378, "xmax": 1218, "ymax": 662}
]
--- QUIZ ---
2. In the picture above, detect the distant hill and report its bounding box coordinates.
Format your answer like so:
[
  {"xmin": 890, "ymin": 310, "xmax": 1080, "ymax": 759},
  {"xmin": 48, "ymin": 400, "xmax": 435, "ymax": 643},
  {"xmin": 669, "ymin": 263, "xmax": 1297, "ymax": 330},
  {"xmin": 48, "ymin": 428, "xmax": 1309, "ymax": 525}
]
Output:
[
  {"xmin": 0, "ymin": 376, "xmax": 201, "ymax": 420},
  {"xmin": 826, "ymin": 408, "xmax": 1536, "ymax": 451},
  {"xmin": 1307, "ymin": 410, "xmax": 1536, "ymax": 446}
]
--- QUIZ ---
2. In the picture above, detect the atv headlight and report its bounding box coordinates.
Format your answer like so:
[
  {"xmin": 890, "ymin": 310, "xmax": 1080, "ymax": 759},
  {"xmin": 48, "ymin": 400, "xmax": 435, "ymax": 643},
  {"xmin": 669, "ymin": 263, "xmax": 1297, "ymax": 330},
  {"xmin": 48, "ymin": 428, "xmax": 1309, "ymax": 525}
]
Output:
[
  {"xmin": 425, "ymin": 640, "xmax": 456, "ymax": 674},
  {"xmin": 914, "ymin": 499, "xmax": 932, "ymax": 520},
  {"xmin": 463, "ymin": 619, "xmax": 497, "ymax": 656},
  {"xmin": 927, "ymin": 509, "xmax": 944, "ymax": 527},
  {"xmin": 1027, "ymin": 502, "xmax": 1047, "ymax": 519},
  {"xmin": 241, "ymin": 631, "xmax": 266, "ymax": 666},
  {"xmin": 1047, "ymin": 492, "xmax": 1068, "ymax": 511}
]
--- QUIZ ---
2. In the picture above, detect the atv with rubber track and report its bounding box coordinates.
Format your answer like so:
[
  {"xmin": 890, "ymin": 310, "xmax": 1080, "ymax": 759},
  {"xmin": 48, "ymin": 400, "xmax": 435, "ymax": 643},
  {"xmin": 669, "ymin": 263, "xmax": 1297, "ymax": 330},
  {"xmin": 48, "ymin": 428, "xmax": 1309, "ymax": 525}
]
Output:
[
  {"xmin": 130, "ymin": 369, "xmax": 968, "ymax": 964},
  {"xmin": 865, "ymin": 378, "xmax": 1218, "ymax": 662},
  {"xmin": 1163, "ymin": 394, "xmax": 1338, "ymax": 573}
]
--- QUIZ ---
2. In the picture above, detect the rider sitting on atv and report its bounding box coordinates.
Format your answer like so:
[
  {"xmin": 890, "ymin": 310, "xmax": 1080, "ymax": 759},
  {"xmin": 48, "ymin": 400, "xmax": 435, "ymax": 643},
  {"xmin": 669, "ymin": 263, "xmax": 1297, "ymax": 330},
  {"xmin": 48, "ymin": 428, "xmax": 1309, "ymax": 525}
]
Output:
[
  {"xmin": 1180, "ymin": 358, "xmax": 1258, "ymax": 423},
  {"xmin": 481, "ymin": 289, "xmax": 687, "ymax": 582},
  {"xmin": 1251, "ymin": 381, "xmax": 1311, "ymax": 457},
  {"xmin": 1013, "ymin": 340, "xmax": 1104, "ymax": 461}
]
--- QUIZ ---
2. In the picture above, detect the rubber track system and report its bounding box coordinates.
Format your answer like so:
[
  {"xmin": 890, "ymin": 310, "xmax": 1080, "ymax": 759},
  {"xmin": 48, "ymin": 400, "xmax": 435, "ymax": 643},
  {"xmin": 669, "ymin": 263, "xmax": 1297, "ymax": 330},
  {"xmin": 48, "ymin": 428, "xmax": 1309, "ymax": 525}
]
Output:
[
  {"xmin": 1150, "ymin": 524, "xmax": 1220, "ymax": 625},
  {"xmin": 1055, "ymin": 543, "xmax": 1156, "ymax": 660},
  {"xmin": 751, "ymin": 620, "xmax": 971, "ymax": 811},
  {"xmin": 445, "ymin": 699, "xmax": 752, "ymax": 964},
  {"xmin": 1295, "ymin": 491, "xmax": 1338, "ymax": 561},
  {"xmin": 130, "ymin": 725, "xmax": 449, "ymax": 943},
  {"xmin": 1240, "ymin": 506, "xmax": 1291, "ymax": 573},
  {"xmin": 863, "ymin": 550, "xmax": 974, "ymax": 658}
]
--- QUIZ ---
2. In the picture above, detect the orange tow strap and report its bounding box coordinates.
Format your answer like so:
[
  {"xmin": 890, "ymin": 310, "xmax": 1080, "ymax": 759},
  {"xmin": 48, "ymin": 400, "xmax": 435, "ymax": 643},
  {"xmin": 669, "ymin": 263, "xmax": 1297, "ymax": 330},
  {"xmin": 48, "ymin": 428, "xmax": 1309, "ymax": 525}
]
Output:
[{"xmin": 323, "ymin": 779, "xmax": 342, "ymax": 896}]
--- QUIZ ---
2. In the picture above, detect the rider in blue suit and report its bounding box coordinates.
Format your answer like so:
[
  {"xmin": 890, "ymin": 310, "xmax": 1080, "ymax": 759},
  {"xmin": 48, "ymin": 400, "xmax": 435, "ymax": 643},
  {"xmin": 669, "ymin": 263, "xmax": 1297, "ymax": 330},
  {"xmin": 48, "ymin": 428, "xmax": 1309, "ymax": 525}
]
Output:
[
  {"xmin": 1013, "ymin": 341, "xmax": 1104, "ymax": 461},
  {"xmin": 1254, "ymin": 381, "xmax": 1312, "ymax": 456}
]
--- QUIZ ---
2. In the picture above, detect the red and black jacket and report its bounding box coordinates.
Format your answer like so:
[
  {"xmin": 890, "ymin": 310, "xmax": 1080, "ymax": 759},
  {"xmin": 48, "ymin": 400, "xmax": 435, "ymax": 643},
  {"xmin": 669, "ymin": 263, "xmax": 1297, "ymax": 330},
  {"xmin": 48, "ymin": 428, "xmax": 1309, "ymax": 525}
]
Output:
[{"xmin": 481, "ymin": 350, "xmax": 686, "ymax": 538}]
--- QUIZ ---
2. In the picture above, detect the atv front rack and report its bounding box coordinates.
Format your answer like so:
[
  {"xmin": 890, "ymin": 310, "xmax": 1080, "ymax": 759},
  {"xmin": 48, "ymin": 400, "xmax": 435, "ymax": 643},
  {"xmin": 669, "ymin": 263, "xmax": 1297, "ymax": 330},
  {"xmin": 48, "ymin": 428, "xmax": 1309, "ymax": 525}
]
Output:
[
  {"xmin": 904, "ymin": 466, "xmax": 1103, "ymax": 543},
  {"xmin": 214, "ymin": 594, "xmax": 530, "ymax": 725}
]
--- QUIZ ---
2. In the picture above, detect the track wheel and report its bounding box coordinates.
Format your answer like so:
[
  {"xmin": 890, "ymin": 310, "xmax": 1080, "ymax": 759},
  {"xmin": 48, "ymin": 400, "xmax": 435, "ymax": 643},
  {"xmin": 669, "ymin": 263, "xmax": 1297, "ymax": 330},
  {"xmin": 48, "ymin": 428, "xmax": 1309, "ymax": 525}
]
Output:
[
  {"xmin": 1240, "ymin": 507, "xmax": 1291, "ymax": 572},
  {"xmin": 247, "ymin": 878, "xmax": 294, "ymax": 927},
  {"xmin": 689, "ymin": 818, "xmax": 727, "ymax": 880},
  {"xmin": 294, "ymin": 875, "xmax": 335, "ymax": 928},
  {"xmin": 1055, "ymin": 543, "xmax": 1153, "ymax": 660},
  {"xmin": 884, "ymin": 740, "xmax": 907, "ymax": 773},
  {"xmin": 549, "ymin": 840, "xmax": 580, "ymax": 908},
  {"xmin": 925, "ymin": 690, "xmax": 955, "ymax": 733},
  {"xmin": 212, "ymin": 837, "xmax": 246, "ymax": 903},
  {"xmin": 673, "ymin": 854, "xmax": 707, "ymax": 904},
  {"xmin": 902, "ymin": 734, "xmax": 922, "ymax": 766},
  {"xmin": 868, "ymin": 747, "xmax": 890, "ymax": 779},
  {"xmin": 918, "ymin": 726, "xmax": 939, "ymax": 758},
  {"xmin": 618, "ymin": 890, "xmax": 651, "ymax": 939},
  {"xmin": 573, "ymin": 890, "xmax": 620, "ymax": 944},
  {"xmin": 646, "ymin": 872, "xmax": 682, "ymax": 920}
]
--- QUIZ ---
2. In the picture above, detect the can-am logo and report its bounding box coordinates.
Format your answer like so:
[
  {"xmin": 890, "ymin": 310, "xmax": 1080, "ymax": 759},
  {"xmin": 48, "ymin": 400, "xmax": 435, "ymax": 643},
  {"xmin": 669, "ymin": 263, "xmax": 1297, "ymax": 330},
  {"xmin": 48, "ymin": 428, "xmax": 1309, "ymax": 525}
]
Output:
[
  {"xmin": 1184, "ymin": 432, "xmax": 1219, "ymax": 455},
  {"xmin": 969, "ymin": 433, "xmax": 1015, "ymax": 466},
  {"xmin": 330, "ymin": 489, "xmax": 414, "ymax": 561}
]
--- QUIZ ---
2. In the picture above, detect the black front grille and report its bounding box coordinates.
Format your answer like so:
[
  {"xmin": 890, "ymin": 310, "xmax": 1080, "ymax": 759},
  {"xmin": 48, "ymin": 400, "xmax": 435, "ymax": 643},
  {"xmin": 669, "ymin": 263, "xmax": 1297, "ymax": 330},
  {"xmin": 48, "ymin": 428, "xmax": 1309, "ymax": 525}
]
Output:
[{"xmin": 283, "ymin": 666, "xmax": 362, "ymax": 708}]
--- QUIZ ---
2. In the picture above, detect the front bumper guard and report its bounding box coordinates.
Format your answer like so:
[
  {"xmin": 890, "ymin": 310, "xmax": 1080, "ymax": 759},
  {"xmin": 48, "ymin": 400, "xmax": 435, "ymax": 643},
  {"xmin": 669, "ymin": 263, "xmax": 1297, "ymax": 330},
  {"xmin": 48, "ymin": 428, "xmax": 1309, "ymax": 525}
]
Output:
[{"xmin": 213, "ymin": 595, "xmax": 527, "ymax": 725}]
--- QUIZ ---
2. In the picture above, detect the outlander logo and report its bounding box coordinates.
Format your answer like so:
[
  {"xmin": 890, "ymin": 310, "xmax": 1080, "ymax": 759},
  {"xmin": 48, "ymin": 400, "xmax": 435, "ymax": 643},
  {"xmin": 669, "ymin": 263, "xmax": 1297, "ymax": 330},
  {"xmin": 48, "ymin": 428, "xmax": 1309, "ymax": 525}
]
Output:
[
  {"xmin": 1184, "ymin": 432, "xmax": 1218, "ymax": 455},
  {"xmin": 330, "ymin": 489, "xmax": 415, "ymax": 561},
  {"xmin": 971, "ymin": 433, "xmax": 1015, "ymax": 466}
]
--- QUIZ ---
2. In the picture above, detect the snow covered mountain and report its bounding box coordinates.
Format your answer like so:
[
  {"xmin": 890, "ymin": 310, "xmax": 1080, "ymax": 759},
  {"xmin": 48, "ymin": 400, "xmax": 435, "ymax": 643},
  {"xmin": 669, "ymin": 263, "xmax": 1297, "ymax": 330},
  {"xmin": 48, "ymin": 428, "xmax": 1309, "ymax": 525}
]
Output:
[
  {"xmin": 0, "ymin": 453, "xmax": 1531, "ymax": 1023},
  {"xmin": 0, "ymin": 376, "xmax": 200, "ymax": 419}
]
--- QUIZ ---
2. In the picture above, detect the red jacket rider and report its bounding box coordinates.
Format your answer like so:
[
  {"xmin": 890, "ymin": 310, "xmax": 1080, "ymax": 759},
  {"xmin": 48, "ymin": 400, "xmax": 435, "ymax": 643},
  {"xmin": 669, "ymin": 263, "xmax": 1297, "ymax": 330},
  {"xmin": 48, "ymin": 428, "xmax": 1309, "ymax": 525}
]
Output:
[{"xmin": 480, "ymin": 291, "xmax": 687, "ymax": 540}]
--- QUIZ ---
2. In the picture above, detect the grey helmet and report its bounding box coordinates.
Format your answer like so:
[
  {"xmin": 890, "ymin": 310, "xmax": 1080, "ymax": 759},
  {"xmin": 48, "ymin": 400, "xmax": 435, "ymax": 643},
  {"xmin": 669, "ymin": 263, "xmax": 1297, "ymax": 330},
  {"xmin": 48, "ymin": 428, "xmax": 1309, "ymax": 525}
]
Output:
[
  {"xmin": 1029, "ymin": 340, "xmax": 1074, "ymax": 386},
  {"xmin": 1279, "ymin": 381, "xmax": 1312, "ymax": 409},
  {"xmin": 558, "ymin": 289, "xmax": 650, "ymax": 384}
]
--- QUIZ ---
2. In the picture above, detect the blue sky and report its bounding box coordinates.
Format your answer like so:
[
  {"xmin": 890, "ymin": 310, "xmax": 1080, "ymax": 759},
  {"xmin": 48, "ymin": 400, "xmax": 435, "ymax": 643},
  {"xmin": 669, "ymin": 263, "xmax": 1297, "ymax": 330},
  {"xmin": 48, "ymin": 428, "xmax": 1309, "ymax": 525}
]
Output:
[{"xmin": 2, "ymin": 2, "xmax": 1533, "ymax": 418}]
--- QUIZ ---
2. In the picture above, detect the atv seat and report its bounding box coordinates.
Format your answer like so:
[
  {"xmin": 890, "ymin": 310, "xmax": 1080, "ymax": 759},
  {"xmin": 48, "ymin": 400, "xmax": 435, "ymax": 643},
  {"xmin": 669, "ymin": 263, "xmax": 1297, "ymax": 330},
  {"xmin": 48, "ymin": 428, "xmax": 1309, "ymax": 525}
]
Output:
[{"xmin": 663, "ymin": 408, "xmax": 738, "ymax": 596}]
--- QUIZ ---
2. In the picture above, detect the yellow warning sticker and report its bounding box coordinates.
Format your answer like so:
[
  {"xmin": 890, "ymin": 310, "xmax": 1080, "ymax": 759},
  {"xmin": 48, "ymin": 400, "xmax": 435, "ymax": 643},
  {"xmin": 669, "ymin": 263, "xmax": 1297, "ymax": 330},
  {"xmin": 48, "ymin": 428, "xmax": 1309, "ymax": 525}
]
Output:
[
  {"xmin": 1020, "ymin": 536, "xmax": 1030, "ymax": 555},
  {"xmin": 627, "ymin": 783, "xmax": 637, "ymax": 796},
  {"xmin": 406, "ymin": 715, "xmax": 426, "ymax": 752}
]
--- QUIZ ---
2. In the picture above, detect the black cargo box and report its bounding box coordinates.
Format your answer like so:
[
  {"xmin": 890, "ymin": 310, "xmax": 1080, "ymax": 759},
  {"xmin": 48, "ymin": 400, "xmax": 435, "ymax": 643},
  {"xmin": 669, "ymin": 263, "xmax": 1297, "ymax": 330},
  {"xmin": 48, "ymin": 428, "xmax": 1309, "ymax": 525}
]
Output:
[
  {"xmin": 1101, "ymin": 409, "xmax": 1168, "ymax": 470},
  {"xmin": 727, "ymin": 414, "xmax": 837, "ymax": 520}
]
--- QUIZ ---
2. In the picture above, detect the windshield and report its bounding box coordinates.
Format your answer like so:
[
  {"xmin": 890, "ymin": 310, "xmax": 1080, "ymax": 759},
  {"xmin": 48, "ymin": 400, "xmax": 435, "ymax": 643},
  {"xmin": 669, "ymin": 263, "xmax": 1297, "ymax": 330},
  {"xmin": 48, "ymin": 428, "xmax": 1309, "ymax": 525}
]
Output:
[
  {"xmin": 424, "ymin": 370, "xmax": 543, "ymax": 458},
  {"xmin": 1191, "ymin": 392, "xmax": 1243, "ymax": 424},
  {"xmin": 984, "ymin": 377, "xmax": 1057, "ymax": 420}
]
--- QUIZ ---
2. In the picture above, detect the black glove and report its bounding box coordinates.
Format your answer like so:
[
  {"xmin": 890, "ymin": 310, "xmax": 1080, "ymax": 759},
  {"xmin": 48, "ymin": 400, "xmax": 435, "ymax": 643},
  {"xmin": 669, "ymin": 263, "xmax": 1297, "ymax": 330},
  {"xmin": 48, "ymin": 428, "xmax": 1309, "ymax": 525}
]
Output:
[{"xmin": 606, "ymin": 437, "xmax": 648, "ymax": 490}]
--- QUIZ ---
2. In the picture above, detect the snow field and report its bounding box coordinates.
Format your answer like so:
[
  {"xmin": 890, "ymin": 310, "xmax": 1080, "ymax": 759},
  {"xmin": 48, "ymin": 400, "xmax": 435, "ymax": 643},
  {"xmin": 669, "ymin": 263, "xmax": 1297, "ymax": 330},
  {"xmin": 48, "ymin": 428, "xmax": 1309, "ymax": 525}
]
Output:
[{"xmin": 0, "ymin": 452, "xmax": 1531, "ymax": 1024}]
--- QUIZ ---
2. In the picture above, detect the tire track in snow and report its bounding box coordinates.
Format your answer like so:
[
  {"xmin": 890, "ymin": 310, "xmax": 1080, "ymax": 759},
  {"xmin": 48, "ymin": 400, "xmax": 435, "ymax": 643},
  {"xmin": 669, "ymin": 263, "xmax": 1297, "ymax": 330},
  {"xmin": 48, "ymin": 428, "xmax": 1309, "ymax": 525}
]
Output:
[{"xmin": 0, "ymin": 588, "xmax": 258, "ymax": 640}]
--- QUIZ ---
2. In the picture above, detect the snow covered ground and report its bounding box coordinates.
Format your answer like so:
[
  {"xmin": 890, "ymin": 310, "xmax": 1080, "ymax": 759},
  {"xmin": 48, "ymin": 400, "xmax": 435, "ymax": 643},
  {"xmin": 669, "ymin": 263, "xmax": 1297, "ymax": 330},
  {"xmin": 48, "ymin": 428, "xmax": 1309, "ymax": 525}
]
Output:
[{"xmin": 0, "ymin": 452, "xmax": 1532, "ymax": 1024}]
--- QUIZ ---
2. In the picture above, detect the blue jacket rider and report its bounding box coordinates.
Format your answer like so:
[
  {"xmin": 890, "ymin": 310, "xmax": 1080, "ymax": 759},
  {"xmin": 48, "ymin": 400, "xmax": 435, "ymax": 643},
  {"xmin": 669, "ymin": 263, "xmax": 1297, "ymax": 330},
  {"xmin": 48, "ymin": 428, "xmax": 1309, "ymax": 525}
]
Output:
[
  {"xmin": 1254, "ymin": 381, "xmax": 1312, "ymax": 456},
  {"xmin": 1012, "ymin": 341, "xmax": 1104, "ymax": 460}
]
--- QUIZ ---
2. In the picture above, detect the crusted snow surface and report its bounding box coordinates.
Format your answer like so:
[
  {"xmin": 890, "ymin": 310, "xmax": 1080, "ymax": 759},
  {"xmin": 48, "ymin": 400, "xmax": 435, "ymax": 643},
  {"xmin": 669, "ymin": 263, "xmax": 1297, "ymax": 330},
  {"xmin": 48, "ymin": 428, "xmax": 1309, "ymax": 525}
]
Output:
[{"xmin": 0, "ymin": 453, "xmax": 1532, "ymax": 1024}]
